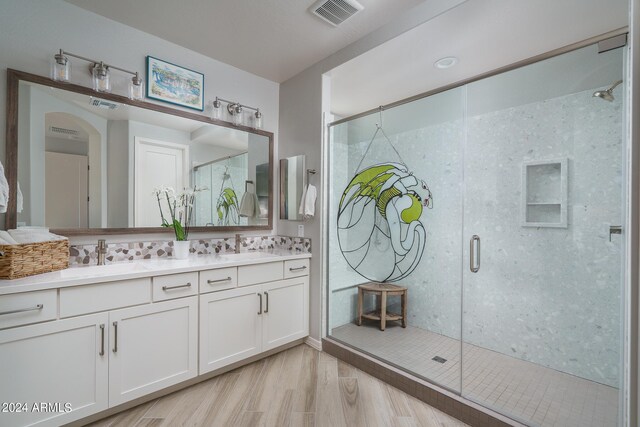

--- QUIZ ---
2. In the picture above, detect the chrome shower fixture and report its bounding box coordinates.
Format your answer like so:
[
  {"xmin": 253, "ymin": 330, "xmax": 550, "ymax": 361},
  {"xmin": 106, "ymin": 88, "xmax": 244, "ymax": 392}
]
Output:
[{"xmin": 592, "ymin": 79, "xmax": 623, "ymax": 102}]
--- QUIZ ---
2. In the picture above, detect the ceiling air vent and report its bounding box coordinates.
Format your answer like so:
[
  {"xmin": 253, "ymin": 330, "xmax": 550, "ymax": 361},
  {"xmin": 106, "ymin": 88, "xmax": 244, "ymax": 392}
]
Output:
[
  {"xmin": 89, "ymin": 98, "xmax": 119, "ymax": 110},
  {"xmin": 310, "ymin": 0, "xmax": 363, "ymax": 27}
]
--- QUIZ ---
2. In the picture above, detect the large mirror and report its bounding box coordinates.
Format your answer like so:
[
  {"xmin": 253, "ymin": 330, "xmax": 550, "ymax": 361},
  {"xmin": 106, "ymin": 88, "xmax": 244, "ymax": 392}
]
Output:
[{"xmin": 5, "ymin": 69, "xmax": 273, "ymax": 234}]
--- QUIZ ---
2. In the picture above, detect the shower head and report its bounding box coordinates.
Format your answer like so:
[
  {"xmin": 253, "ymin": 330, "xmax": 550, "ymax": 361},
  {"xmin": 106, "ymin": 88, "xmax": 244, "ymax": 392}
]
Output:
[{"xmin": 593, "ymin": 79, "xmax": 623, "ymax": 102}]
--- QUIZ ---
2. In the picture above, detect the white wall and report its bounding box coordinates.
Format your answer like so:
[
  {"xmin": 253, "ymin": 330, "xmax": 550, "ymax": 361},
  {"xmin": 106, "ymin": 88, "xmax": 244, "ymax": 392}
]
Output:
[{"xmin": 0, "ymin": 0, "xmax": 279, "ymax": 242}]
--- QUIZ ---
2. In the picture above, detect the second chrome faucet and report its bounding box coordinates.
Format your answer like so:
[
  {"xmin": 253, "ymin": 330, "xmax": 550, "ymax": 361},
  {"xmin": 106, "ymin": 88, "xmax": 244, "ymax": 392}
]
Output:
[{"xmin": 97, "ymin": 239, "xmax": 107, "ymax": 265}]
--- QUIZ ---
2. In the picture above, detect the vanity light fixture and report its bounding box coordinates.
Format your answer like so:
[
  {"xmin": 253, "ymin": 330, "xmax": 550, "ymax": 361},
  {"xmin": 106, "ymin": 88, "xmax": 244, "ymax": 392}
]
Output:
[
  {"xmin": 434, "ymin": 56, "xmax": 458, "ymax": 69},
  {"xmin": 210, "ymin": 96, "xmax": 263, "ymax": 129},
  {"xmin": 52, "ymin": 49, "xmax": 144, "ymax": 100}
]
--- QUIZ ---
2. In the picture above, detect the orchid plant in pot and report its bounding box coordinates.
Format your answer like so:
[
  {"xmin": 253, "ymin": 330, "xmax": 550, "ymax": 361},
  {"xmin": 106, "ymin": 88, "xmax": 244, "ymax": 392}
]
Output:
[{"xmin": 153, "ymin": 185, "xmax": 206, "ymax": 259}]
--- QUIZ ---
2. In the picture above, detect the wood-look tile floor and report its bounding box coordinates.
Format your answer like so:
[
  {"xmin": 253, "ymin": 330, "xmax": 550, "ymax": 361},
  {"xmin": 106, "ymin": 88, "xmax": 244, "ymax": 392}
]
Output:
[
  {"xmin": 86, "ymin": 344, "xmax": 468, "ymax": 427},
  {"xmin": 332, "ymin": 323, "xmax": 619, "ymax": 427}
]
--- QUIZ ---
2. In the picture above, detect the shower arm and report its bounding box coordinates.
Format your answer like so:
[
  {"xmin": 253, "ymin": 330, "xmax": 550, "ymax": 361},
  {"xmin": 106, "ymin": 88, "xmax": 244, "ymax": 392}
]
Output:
[{"xmin": 608, "ymin": 80, "xmax": 623, "ymax": 92}]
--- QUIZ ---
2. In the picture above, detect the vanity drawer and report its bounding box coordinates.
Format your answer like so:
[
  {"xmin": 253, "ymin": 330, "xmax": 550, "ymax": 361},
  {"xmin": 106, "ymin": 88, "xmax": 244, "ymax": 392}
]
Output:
[
  {"xmin": 238, "ymin": 262, "xmax": 283, "ymax": 287},
  {"xmin": 284, "ymin": 259, "xmax": 310, "ymax": 279},
  {"xmin": 60, "ymin": 278, "xmax": 151, "ymax": 318},
  {"xmin": 200, "ymin": 267, "xmax": 237, "ymax": 294},
  {"xmin": 153, "ymin": 272, "xmax": 198, "ymax": 302},
  {"xmin": 0, "ymin": 290, "xmax": 57, "ymax": 329}
]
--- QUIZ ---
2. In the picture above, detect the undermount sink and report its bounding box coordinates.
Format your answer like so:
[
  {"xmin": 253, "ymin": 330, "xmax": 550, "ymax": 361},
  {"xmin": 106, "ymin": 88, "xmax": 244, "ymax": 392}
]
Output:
[
  {"xmin": 221, "ymin": 251, "xmax": 275, "ymax": 261},
  {"xmin": 59, "ymin": 262, "xmax": 148, "ymax": 278}
]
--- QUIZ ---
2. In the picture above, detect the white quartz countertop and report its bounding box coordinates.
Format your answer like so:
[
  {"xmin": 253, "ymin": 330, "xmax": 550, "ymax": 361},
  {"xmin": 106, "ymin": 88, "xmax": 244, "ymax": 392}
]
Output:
[{"xmin": 0, "ymin": 250, "xmax": 311, "ymax": 295}]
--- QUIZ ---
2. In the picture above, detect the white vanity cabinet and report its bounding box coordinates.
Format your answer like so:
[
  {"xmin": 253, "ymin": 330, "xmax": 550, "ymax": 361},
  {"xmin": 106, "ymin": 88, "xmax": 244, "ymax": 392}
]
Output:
[
  {"xmin": 199, "ymin": 262, "xmax": 309, "ymax": 374},
  {"xmin": 0, "ymin": 253, "xmax": 310, "ymax": 427},
  {"xmin": 199, "ymin": 285, "xmax": 263, "ymax": 372},
  {"xmin": 109, "ymin": 296, "xmax": 198, "ymax": 406},
  {"xmin": 262, "ymin": 276, "xmax": 309, "ymax": 351},
  {"xmin": 0, "ymin": 313, "xmax": 109, "ymax": 427}
]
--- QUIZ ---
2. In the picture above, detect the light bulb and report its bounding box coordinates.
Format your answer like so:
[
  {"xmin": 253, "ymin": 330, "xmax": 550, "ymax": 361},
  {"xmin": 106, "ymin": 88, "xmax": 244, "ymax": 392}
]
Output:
[
  {"xmin": 92, "ymin": 62, "xmax": 111, "ymax": 93},
  {"xmin": 211, "ymin": 98, "xmax": 222, "ymax": 120},
  {"xmin": 53, "ymin": 50, "xmax": 70, "ymax": 82},
  {"xmin": 254, "ymin": 110, "xmax": 263, "ymax": 129},
  {"xmin": 233, "ymin": 105, "xmax": 243, "ymax": 126},
  {"xmin": 128, "ymin": 73, "xmax": 144, "ymax": 100}
]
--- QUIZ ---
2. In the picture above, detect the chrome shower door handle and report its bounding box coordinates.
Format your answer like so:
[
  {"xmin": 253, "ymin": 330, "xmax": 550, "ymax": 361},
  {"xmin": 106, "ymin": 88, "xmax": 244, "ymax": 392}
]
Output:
[{"xmin": 470, "ymin": 235, "xmax": 480, "ymax": 273}]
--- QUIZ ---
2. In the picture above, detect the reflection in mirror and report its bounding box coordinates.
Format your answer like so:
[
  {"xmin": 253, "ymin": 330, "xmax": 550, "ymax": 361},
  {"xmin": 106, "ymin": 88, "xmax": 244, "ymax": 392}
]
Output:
[
  {"xmin": 14, "ymin": 79, "xmax": 270, "ymax": 231},
  {"xmin": 280, "ymin": 155, "xmax": 305, "ymax": 220}
]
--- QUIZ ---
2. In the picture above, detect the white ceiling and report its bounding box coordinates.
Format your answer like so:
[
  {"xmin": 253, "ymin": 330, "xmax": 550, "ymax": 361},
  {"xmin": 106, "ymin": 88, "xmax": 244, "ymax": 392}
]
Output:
[
  {"xmin": 329, "ymin": 0, "xmax": 629, "ymax": 117},
  {"xmin": 64, "ymin": 0, "xmax": 424, "ymax": 83}
]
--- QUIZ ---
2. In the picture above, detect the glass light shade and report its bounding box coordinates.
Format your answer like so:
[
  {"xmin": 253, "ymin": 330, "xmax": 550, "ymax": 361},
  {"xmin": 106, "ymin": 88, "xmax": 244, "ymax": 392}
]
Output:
[
  {"xmin": 211, "ymin": 100, "xmax": 222, "ymax": 120},
  {"xmin": 232, "ymin": 107, "xmax": 243, "ymax": 126},
  {"xmin": 52, "ymin": 56, "xmax": 70, "ymax": 82},
  {"xmin": 92, "ymin": 64, "xmax": 111, "ymax": 93},
  {"xmin": 128, "ymin": 80, "xmax": 144, "ymax": 100},
  {"xmin": 254, "ymin": 111, "xmax": 263, "ymax": 129}
]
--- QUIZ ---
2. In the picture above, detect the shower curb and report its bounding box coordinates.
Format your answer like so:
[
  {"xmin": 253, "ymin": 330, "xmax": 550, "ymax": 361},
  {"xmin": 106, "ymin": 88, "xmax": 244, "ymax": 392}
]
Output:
[{"xmin": 322, "ymin": 338, "xmax": 526, "ymax": 427}]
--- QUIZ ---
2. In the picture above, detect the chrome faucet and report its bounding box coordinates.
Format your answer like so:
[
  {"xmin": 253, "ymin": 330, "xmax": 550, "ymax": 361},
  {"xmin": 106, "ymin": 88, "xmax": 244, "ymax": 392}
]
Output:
[
  {"xmin": 97, "ymin": 239, "xmax": 107, "ymax": 265},
  {"xmin": 235, "ymin": 234, "xmax": 241, "ymax": 254}
]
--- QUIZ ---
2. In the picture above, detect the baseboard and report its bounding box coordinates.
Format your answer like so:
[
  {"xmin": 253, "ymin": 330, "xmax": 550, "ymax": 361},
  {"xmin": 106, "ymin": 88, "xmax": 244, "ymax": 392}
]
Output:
[{"xmin": 304, "ymin": 335, "xmax": 322, "ymax": 350}]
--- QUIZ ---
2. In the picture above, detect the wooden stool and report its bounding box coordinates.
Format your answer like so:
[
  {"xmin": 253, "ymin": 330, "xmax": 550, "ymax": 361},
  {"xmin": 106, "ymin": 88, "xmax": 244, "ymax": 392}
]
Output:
[{"xmin": 357, "ymin": 282, "xmax": 407, "ymax": 331}]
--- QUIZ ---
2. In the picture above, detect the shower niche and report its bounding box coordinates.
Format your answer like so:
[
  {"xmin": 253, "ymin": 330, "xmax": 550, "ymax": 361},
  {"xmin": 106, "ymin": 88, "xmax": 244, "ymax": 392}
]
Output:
[{"xmin": 522, "ymin": 158, "xmax": 568, "ymax": 227}]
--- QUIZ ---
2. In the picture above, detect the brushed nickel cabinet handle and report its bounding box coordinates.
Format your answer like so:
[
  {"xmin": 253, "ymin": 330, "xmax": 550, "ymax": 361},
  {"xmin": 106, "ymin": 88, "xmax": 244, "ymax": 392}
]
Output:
[
  {"xmin": 162, "ymin": 282, "xmax": 192, "ymax": 291},
  {"xmin": 289, "ymin": 266, "xmax": 307, "ymax": 272},
  {"xmin": 112, "ymin": 321, "xmax": 118, "ymax": 353},
  {"xmin": 0, "ymin": 304, "xmax": 43, "ymax": 316},
  {"xmin": 257, "ymin": 293, "xmax": 263, "ymax": 315},
  {"xmin": 99, "ymin": 324, "xmax": 105, "ymax": 356},
  {"xmin": 207, "ymin": 277, "xmax": 232, "ymax": 285},
  {"xmin": 264, "ymin": 292, "xmax": 269, "ymax": 313}
]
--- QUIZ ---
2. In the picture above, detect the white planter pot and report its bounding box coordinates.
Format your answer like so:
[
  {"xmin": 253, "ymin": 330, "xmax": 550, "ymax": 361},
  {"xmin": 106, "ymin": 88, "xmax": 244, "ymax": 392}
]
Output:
[{"xmin": 172, "ymin": 240, "xmax": 191, "ymax": 259}]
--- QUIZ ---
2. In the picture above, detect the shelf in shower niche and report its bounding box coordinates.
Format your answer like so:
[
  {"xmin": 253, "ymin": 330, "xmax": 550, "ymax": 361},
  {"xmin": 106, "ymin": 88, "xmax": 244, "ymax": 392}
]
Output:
[
  {"xmin": 522, "ymin": 158, "xmax": 567, "ymax": 228},
  {"xmin": 526, "ymin": 202, "xmax": 562, "ymax": 205}
]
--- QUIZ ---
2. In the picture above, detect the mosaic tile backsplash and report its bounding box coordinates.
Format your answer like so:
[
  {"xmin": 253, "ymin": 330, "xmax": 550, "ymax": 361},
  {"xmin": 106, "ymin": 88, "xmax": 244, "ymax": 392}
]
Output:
[{"xmin": 69, "ymin": 235, "xmax": 311, "ymax": 266}]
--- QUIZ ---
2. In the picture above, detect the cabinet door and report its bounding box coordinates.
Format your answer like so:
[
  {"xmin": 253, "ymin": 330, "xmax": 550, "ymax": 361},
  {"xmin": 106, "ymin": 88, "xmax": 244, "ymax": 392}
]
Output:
[
  {"xmin": 262, "ymin": 277, "xmax": 309, "ymax": 351},
  {"xmin": 199, "ymin": 285, "xmax": 262, "ymax": 374},
  {"xmin": 0, "ymin": 313, "xmax": 109, "ymax": 427},
  {"xmin": 109, "ymin": 297, "xmax": 197, "ymax": 407}
]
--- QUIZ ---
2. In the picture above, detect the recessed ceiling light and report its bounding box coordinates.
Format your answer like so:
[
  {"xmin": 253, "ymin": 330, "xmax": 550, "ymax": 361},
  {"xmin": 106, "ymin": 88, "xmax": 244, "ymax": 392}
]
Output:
[{"xmin": 434, "ymin": 57, "xmax": 458, "ymax": 69}]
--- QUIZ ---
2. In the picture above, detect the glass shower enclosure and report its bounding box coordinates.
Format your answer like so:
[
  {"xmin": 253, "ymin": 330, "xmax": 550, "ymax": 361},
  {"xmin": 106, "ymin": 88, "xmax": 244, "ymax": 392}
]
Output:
[{"xmin": 326, "ymin": 41, "xmax": 626, "ymax": 426}]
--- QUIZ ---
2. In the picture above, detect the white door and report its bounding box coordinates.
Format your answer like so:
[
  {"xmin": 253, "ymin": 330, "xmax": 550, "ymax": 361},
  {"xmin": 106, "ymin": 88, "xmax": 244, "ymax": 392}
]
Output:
[
  {"xmin": 262, "ymin": 277, "xmax": 309, "ymax": 351},
  {"xmin": 134, "ymin": 138, "xmax": 189, "ymax": 227},
  {"xmin": 199, "ymin": 285, "xmax": 262, "ymax": 374},
  {"xmin": 0, "ymin": 313, "xmax": 109, "ymax": 427},
  {"xmin": 45, "ymin": 151, "xmax": 88, "ymax": 228},
  {"xmin": 108, "ymin": 296, "xmax": 197, "ymax": 407}
]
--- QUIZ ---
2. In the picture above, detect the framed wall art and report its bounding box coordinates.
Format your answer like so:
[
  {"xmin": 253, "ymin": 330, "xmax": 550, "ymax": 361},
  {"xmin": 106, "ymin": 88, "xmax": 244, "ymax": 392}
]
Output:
[{"xmin": 146, "ymin": 56, "xmax": 204, "ymax": 111}]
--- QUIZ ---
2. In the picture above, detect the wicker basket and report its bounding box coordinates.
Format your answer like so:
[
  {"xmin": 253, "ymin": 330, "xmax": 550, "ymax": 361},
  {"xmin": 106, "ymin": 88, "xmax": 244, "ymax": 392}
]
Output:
[{"xmin": 0, "ymin": 240, "xmax": 69, "ymax": 280}]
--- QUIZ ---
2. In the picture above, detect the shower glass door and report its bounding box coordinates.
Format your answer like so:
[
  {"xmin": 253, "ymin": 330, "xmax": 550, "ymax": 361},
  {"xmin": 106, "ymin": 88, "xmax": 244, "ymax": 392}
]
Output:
[
  {"xmin": 461, "ymin": 43, "xmax": 625, "ymax": 426},
  {"xmin": 327, "ymin": 88, "xmax": 465, "ymax": 393}
]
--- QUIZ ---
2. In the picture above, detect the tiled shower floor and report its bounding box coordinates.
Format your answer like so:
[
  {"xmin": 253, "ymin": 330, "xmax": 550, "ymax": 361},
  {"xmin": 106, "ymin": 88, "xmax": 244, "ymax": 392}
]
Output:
[{"xmin": 331, "ymin": 323, "xmax": 618, "ymax": 427}]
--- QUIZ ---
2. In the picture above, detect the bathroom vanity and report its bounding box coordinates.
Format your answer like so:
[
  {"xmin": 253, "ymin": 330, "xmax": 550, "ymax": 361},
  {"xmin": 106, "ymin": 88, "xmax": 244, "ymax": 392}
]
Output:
[{"xmin": 0, "ymin": 251, "xmax": 310, "ymax": 427}]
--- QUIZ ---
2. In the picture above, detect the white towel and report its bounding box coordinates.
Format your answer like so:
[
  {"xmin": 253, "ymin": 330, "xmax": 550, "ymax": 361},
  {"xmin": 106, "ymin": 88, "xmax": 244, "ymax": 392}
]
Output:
[
  {"xmin": 239, "ymin": 191, "xmax": 255, "ymax": 217},
  {"xmin": 16, "ymin": 181, "xmax": 23, "ymax": 213},
  {"xmin": 298, "ymin": 184, "xmax": 317, "ymax": 219},
  {"xmin": 7, "ymin": 229, "xmax": 67, "ymax": 244},
  {"xmin": 0, "ymin": 230, "xmax": 18, "ymax": 245},
  {"xmin": 0, "ymin": 161, "xmax": 9, "ymax": 214}
]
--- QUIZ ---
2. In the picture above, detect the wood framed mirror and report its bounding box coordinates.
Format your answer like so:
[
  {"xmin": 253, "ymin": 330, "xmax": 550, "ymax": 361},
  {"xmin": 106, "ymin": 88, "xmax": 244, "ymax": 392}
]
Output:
[{"xmin": 5, "ymin": 69, "xmax": 273, "ymax": 235}]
